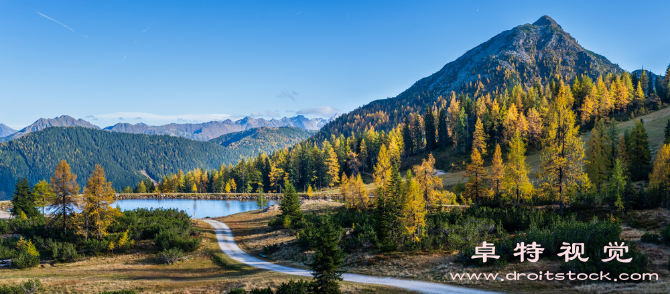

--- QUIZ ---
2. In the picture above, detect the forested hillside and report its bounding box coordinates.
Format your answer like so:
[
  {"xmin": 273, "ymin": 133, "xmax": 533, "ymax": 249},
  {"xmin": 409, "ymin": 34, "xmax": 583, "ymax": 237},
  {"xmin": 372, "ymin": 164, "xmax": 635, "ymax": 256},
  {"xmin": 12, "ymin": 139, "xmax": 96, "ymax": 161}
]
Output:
[
  {"xmin": 316, "ymin": 16, "xmax": 626, "ymax": 140},
  {"xmin": 209, "ymin": 127, "xmax": 314, "ymax": 150},
  {"xmin": 0, "ymin": 127, "xmax": 250, "ymax": 198}
]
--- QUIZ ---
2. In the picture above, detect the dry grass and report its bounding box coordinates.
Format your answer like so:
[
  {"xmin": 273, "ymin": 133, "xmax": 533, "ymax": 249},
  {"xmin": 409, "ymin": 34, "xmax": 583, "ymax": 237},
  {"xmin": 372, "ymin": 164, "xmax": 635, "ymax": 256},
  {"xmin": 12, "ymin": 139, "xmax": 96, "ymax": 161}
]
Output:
[{"xmin": 0, "ymin": 217, "xmax": 408, "ymax": 293}]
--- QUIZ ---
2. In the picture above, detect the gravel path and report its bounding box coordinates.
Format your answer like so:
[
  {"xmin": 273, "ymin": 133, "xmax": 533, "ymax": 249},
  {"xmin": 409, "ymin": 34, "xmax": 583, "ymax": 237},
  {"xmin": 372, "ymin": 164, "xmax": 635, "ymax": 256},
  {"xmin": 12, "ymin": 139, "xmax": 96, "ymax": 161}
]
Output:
[{"xmin": 203, "ymin": 219, "xmax": 497, "ymax": 294}]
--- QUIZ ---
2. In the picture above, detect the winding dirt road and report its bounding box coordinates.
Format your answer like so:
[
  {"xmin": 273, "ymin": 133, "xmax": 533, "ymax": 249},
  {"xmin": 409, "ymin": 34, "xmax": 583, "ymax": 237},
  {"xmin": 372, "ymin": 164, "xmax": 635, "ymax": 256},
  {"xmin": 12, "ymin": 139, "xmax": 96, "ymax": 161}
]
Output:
[{"xmin": 203, "ymin": 219, "xmax": 497, "ymax": 294}]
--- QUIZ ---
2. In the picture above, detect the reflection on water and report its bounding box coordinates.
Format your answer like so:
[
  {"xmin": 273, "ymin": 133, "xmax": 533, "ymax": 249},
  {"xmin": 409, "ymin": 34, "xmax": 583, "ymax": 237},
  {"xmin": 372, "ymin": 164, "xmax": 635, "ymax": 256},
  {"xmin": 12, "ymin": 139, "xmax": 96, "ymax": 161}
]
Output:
[{"xmin": 114, "ymin": 198, "xmax": 279, "ymax": 218}]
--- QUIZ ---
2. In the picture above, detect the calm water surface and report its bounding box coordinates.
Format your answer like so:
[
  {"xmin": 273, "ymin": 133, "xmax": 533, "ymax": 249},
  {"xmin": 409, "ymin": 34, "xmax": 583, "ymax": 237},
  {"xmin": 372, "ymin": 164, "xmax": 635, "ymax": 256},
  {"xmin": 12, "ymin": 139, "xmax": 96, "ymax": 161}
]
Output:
[{"xmin": 114, "ymin": 198, "xmax": 279, "ymax": 218}]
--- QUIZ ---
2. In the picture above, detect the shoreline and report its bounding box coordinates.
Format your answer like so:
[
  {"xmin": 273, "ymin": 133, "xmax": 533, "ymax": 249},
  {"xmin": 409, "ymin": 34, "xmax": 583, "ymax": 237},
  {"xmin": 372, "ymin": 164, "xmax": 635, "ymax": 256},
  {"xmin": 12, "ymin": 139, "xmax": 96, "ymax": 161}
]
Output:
[{"xmin": 114, "ymin": 192, "xmax": 342, "ymax": 200}]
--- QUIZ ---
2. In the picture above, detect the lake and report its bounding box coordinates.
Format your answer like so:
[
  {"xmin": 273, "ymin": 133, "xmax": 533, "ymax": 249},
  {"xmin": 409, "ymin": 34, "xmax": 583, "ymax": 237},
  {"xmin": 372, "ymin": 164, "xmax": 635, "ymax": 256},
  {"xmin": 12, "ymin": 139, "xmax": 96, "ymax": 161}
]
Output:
[{"xmin": 113, "ymin": 198, "xmax": 280, "ymax": 218}]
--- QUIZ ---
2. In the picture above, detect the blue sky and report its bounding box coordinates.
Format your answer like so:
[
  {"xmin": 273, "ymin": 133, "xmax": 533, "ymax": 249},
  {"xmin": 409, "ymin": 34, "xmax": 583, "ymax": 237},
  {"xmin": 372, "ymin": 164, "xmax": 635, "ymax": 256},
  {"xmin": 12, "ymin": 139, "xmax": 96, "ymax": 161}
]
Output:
[{"xmin": 1, "ymin": 0, "xmax": 668, "ymax": 129}]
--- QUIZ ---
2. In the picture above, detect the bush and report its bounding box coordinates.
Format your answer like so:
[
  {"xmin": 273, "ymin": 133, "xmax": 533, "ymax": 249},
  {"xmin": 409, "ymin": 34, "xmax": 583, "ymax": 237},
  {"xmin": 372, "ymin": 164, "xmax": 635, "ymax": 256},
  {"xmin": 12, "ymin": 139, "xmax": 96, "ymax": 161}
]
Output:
[
  {"xmin": 154, "ymin": 229, "xmax": 201, "ymax": 252},
  {"xmin": 640, "ymin": 232, "xmax": 662, "ymax": 244},
  {"xmin": 11, "ymin": 251, "xmax": 40, "ymax": 269},
  {"xmin": 0, "ymin": 220, "xmax": 9, "ymax": 235},
  {"xmin": 84, "ymin": 239, "xmax": 110, "ymax": 255},
  {"xmin": 0, "ymin": 279, "xmax": 42, "ymax": 294},
  {"xmin": 156, "ymin": 248, "xmax": 183, "ymax": 265},
  {"xmin": 275, "ymin": 279, "xmax": 311, "ymax": 294},
  {"xmin": 250, "ymin": 288, "xmax": 273, "ymax": 294},
  {"xmin": 228, "ymin": 288, "xmax": 246, "ymax": 294}
]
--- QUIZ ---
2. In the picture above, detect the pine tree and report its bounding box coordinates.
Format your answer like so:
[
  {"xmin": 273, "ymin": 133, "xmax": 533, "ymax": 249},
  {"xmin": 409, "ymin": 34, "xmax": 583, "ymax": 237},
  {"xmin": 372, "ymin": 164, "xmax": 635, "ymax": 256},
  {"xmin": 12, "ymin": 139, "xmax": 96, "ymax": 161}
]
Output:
[
  {"xmin": 627, "ymin": 119, "xmax": 651, "ymax": 181},
  {"xmin": 402, "ymin": 117, "xmax": 414, "ymax": 155},
  {"xmin": 83, "ymin": 165, "xmax": 122, "ymax": 240},
  {"xmin": 10, "ymin": 178, "xmax": 40, "ymax": 218},
  {"xmin": 608, "ymin": 159, "xmax": 627, "ymax": 211},
  {"xmin": 412, "ymin": 114, "xmax": 424, "ymax": 153},
  {"xmin": 504, "ymin": 103, "xmax": 519, "ymax": 143},
  {"xmin": 351, "ymin": 174, "xmax": 368, "ymax": 211},
  {"xmin": 32, "ymin": 180, "xmax": 54, "ymax": 215},
  {"xmin": 490, "ymin": 144, "xmax": 504, "ymax": 196},
  {"xmin": 424, "ymin": 107, "xmax": 436, "ymax": 151},
  {"xmin": 585, "ymin": 119, "xmax": 611, "ymax": 190},
  {"xmin": 464, "ymin": 147, "xmax": 489, "ymax": 207},
  {"xmin": 504, "ymin": 130, "xmax": 532, "ymax": 205},
  {"xmin": 279, "ymin": 182, "xmax": 302, "ymax": 227},
  {"xmin": 309, "ymin": 214, "xmax": 344, "ymax": 294},
  {"xmin": 375, "ymin": 165, "xmax": 402, "ymax": 251},
  {"xmin": 50, "ymin": 160, "xmax": 80, "ymax": 234},
  {"xmin": 456, "ymin": 111, "xmax": 468, "ymax": 153},
  {"xmin": 438, "ymin": 108, "xmax": 449, "ymax": 149},
  {"xmin": 640, "ymin": 70, "xmax": 649, "ymax": 96},
  {"xmin": 540, "ymin": 82, "xmax": 586, "ymax": 215},
  {"xmin": 472, "ymin": 117, "xmax": 488, "ymax": 155},
  {"xmin": 664, "ymin": 119, "xmax": 670, "ymax": 144}
]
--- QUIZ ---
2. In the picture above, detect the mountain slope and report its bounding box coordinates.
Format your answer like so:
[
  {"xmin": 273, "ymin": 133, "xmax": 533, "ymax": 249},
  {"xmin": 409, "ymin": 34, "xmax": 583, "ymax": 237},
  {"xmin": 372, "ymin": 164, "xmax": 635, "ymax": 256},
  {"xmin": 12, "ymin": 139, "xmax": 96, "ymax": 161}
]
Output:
[
  {"xmin": 0, "ymin": 124, "xmax": 16, "ymax": 137},
  {"xmin": 0, "ymin": 127, "xmax": 261, "ymax": 199},
  {"xmin": 104, "ymin": 115, "xmax": 327, "ymax": 141},
  {"xmin": 209, "ymin": 127, "xmax": 315, "ymax": 152},
  {"xmin": 2, "ymin": 115, "xmax": 99, "ymax": 142},
  {"xmin": 318, "ymin": 15, "xmax": 624, "ymax": 138}
]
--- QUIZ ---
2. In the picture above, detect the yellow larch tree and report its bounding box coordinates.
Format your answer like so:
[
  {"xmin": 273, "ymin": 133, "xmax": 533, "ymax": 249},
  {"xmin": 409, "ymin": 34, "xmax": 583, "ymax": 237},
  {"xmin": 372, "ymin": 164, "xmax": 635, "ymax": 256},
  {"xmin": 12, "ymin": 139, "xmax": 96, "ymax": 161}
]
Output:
[
  {"xmin": 50, "ymin": 160, "xmax": 81, "ymax": 234},
  {"xmin": 649, "ymin": 143, "xmax": 670, "ymax": 191},
  {"xmin": 325, "ymin": 147, "xmax": 340, "ymax": 189},
  {"xmin": 472, "ymin": 117, "xmax": 488, "ymax": 156},
  {"xmin": 490, "ymin": 144, "xmax": 505, "ymax": 195},
  {"xmin": 463, "ymin": 147, "xmax": 489, "ymax": 207},
  {"xmin": 540, "ymin": 81, "xmax": 586, "ymax": 215},
  {"xmin": 402, "ymin": 176, "xmax": 426, "ymax": 242},
  {"xmin": 373, "ymin": 144, "xmax": 392, "ymax": 189},
  {"xmin": 412, "ymin": 154, "xmax": 443, "ymax": 212},
  {"xmin": 83, "ymin": 165, "xmax": 122, "ymax": 240},
  {"xmin": 504, "ymin": 130, "xmax": 532, "ymax": 205}
]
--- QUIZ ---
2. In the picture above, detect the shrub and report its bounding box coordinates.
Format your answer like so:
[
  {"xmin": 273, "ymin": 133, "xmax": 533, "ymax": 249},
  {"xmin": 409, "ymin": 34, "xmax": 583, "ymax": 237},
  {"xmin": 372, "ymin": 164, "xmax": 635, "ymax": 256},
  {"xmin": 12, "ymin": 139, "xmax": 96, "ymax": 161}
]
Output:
[
  {"xmin": 84, "ymin": 239, "xmax": 110, "ymax": 255},
  {"xmin": 0, "ymin": 220, "xmax": 9, "ymax": 235},
  {"xmin": 275, "ymin": 279, "xmax": 311, "ymax": 294},
  {"xmin": 660, "ymin": 225, "xmax": 670, "ymax": 245},
  {"xmin": 0, "ymin": 279, "xmax": 42, "ymax": 294},
  {"xmin": 11, "ymin": 251, "xmax": 40, "ymax": 269},
  {"xmin": 156, "ymin": 248, "xmax": 183, "ymax": 265},
  {"xmin": 154, "ymin": 229, "xmax": 201, "ymax": 252},
  {"xmin": 640, "ymin": 232, "xmax": 662, "ymax": 244},
  {"xmin": 228, "ymin": 288, "xmax": 246, "ymax": 294},
  {"xmin": 250, "ymin": 288, "xmax": 273, "ymax": 294}
]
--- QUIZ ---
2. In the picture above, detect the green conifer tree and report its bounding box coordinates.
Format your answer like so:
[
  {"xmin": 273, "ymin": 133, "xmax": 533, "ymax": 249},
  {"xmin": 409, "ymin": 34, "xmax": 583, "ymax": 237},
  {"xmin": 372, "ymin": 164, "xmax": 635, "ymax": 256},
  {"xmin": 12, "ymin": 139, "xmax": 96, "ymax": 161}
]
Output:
[
  {"xmin": 627, "ymin": 119, "xmax": 652, "ymax": 181},
  {"xmin": 424, "ymin": 107, "xmax": 436, "ymax": 151},
  {"xmin": 308, "ymin": 214, "xmax": 344, "ymax": 294},
  {"xmin": 438, "ymin": 108, "xmax": 449, "ymax": 149},
  {"xmin": 10, "ymin": 178, "xmax": 40, "ymax": 218},
  {"xmin": 585, "ymin": 119, "xmax": 611, "ymax": 190},
  {"xmin": 279, "ymin": 183, "xmax": 302, "ymax": 227}
]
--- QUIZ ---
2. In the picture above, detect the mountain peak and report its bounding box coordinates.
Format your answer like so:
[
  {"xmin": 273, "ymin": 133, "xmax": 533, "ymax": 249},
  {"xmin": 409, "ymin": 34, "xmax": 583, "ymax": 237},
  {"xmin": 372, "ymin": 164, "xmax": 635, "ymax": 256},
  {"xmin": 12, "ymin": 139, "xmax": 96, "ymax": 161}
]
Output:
[{"xmin": 533, "ymin": 15, "xmax": 560, "ymax": 28}]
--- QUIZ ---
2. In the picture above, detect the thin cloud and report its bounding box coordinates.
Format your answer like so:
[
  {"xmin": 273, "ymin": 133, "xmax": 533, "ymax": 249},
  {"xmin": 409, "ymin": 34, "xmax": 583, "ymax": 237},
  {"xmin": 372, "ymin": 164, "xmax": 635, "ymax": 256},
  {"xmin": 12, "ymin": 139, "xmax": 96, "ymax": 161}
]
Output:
[
  {"xmin": 36, "ymin": 12, "xmax": 88, "ymax": 38},
  {"xmin": 250, "ymin": 111, "xmax": 262, "ymax": 117},
  {"xmin": 296, "ymin": 106, "xmax": 339, "ymax": 117},
  {"xmin": 91, "ymin": 112, "xmax": 234, "ymax": 123},
  {"xmin": 266, "ymin": 110, "xmax": 280, "ymax": 117},
  {"xmin": 142, "ymin": 25, "xmax": 152, "ymax": 33},
  {"xmin": 277, "ymin": 90, "xmax": 299, "ymax": 101},
  {"xmin": 294, "ymin": 11, "xmax": 302, "ymax": 16}
]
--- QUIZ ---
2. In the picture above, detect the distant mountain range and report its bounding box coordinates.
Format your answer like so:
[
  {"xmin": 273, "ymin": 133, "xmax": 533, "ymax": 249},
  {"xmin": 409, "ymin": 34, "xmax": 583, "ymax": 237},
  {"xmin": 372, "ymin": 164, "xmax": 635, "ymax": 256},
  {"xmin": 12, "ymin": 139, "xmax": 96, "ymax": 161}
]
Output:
[
  {"xmin": 0, "ymin": 124, "xmax": 16, "ymax": 137},
  {"xmin": 104, "ymin": 115, "xmax": 329, "ymax": 141},
  {"xmin": 1, "ymin": 114, "xmax": 334, "ymax": 142}
]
